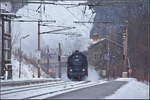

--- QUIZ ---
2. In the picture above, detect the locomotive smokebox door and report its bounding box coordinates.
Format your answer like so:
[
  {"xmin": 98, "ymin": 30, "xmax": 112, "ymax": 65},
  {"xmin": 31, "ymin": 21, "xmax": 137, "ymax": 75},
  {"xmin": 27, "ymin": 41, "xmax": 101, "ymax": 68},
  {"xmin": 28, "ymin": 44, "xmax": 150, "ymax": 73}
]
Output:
[{"xmin": 5, "ymin": 64, "xmax": 12, "ymax": 80}]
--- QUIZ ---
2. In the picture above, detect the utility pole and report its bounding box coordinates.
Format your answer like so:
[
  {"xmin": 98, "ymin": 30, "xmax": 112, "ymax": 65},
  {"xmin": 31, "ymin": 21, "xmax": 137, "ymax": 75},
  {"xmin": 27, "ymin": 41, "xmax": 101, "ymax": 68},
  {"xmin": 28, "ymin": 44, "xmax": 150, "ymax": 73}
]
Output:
[
  {"xmin": 47, "ymin": 48, "xmax": 50, "ymax": 76},
  {"xmin": 107, "ymin": 29, "xmax": 110, "ymax": 80},
  {"xmin": 13, "ymin": 20, "xmax": 56, "ymax": 78},
  {"xmin": 37, "ymin": 21, "xmax": 41, "ymax": 78},
  {"xmin": 107, "ymin": 38, "xmax": 110, "ymax": 80},
  {"xmin": 122, "ymin": 20, "xmax": 128, "ymax": 77},
  {"xmin": 19, "ymin": 35, "xmax": 30, "ymax": 78},
  {"xmin": 19, "ymin": 38, "xmax": 22, "ymax": 78},
  {"xmin": 58, "ymin": 43, "xmax": 61, "ymax": 79},
  {"xmin": 47, "ymin": 48, "xmax": 50, "ymax": 69}
]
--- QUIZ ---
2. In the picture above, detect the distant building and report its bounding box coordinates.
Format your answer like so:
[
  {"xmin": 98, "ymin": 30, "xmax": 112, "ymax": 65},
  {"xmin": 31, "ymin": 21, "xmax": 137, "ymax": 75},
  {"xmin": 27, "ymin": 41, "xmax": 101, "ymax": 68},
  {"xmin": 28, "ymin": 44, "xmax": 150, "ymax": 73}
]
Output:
[
  {"xmin": 88, "ymin": 38, "xmax": 123, "ymax": 77},
  {"xmin": 88, "ymin": 38, "xmax": 107, "ymax": 70}
]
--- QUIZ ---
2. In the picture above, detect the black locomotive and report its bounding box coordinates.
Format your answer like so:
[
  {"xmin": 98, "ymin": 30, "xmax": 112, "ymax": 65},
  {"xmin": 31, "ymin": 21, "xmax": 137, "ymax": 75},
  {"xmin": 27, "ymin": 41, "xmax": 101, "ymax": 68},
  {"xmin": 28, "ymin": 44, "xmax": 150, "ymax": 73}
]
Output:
[{"xmin": 67, "ymin": 50, "xmax": 88, "ymax": 81}]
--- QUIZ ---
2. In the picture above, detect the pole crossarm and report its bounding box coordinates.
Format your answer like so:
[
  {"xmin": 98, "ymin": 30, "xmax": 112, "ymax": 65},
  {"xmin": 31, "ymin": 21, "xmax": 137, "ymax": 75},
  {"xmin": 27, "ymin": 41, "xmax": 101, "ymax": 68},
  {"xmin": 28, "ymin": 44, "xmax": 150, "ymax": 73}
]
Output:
[
  {"xmin": 74, "ymin": 21, "xmax": 113, "ymax": 23},
  {"xmin": 12, "ymin": 20, "xmax": 56, "ymax": 23},
  {"xmin": 74, "ymin": 21, "xmax": 129, "ymax": 24},
  {"xmin": 40, "ymin": 24, "xmax": 76, "ymax": 28},
  {"xmin": 40, "ymin": 27, "xmax": 76, "ymax": 34},
  {"xmin": 40, "ymin": 32, "xmax": 82, "ymax": 37}
]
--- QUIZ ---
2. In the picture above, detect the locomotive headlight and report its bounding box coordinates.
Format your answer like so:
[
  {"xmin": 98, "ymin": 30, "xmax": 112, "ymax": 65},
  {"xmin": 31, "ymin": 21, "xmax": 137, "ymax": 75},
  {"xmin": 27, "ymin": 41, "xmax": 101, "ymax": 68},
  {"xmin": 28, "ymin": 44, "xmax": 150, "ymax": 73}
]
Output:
[
  {"xmin": 69, "ymin": 69, "xmax": 72, "ymax": 72},
  {"xmin": 82, "ymin": 68, "xmax": 85, "ymax": 72}
]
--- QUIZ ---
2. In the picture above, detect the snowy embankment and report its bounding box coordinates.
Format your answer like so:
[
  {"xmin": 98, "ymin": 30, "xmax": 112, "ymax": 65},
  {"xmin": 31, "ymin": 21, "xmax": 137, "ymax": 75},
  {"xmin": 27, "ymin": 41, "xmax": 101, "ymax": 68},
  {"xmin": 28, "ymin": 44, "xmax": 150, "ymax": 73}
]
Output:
[
  {"xmin": 105, "ymin": 78, "xmax": 149, "ymax": 99},
  {"xmin": 9, "ymin": 55, "xmax": 48, "ymax": 81}
]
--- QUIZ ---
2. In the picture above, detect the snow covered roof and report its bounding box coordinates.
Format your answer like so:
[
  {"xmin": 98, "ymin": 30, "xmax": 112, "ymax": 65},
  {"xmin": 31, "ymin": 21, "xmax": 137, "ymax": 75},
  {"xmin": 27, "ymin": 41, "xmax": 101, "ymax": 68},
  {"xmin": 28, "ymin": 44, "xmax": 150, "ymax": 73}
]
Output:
[
  {"xmin": 92, "ymin": 38, "xmax": 106, "ymax": 44},
  {"xmin": 89, "ymin": 38, "xmax": 106, "ymax": 48}
]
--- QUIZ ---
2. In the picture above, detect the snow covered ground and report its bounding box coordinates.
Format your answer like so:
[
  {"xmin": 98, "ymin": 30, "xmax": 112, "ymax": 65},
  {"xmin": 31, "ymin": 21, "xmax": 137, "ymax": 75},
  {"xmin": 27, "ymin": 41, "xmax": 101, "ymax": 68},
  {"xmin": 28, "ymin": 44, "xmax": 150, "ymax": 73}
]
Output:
[
  {"xmin": 7, "ymin": 55, "xmax": 48, "ymax": 81},
  {"xmin": 105, "ymin": 78, "xmax": 149, "ymax": 99},
  {"xmin": 2, "ymin": 77, "xmax": 149, "ymax": 99},
  {"xmin": 1, "ymin": 80, "xmax": 108, "ymax": 99}
]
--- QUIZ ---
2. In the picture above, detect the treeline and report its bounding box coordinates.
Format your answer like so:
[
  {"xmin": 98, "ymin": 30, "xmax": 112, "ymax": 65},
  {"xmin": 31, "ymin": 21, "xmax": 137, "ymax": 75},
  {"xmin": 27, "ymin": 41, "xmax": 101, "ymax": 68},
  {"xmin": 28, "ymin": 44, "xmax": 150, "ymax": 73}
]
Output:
[{"xmin": 88, "ymin": 0, "xmax": 149, "ymax": 81}]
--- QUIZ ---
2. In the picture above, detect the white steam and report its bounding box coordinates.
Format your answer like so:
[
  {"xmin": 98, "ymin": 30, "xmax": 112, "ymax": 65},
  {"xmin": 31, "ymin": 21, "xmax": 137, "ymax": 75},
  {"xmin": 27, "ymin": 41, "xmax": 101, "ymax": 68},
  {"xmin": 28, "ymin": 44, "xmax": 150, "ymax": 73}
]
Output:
[{"xmin": 86, "ymin": 65, "xmax": 100, "ymax": 81}]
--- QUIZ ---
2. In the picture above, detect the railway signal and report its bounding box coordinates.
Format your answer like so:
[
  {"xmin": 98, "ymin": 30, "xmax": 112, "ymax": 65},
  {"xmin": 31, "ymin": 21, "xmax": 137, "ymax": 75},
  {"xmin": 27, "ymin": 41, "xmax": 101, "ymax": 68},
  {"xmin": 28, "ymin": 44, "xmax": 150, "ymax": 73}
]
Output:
[
  {"xmin": 128, "ymin": 68, "xmax": 132, "ymax": 77},
  {"xmin": 37, "ymin": 21, "xmax": 41, "ymax": 78},
  {"xmin": 104, "ymin": 53, "xmax": 110, "ymax": 61}
]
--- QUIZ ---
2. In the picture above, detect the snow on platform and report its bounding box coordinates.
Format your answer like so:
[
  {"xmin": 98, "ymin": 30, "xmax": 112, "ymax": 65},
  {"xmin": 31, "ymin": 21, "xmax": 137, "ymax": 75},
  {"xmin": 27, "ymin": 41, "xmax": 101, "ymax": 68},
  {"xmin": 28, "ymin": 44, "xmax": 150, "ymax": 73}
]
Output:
[
  {"xmin": 105, "ymin": 78, "xmax": 149, "ymax": 99},
  {"xmin": 114, "ymin": 78, "xmax": 137, "ymax": 81}
]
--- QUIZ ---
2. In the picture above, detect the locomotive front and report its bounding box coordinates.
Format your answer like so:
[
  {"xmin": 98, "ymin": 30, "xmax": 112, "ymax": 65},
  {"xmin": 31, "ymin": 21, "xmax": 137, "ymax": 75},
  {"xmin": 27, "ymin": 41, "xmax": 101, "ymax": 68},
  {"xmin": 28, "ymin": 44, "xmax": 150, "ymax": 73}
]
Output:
[{"xmin": 67, "ymin": 50, "xmax": 88, "ymax": 81}]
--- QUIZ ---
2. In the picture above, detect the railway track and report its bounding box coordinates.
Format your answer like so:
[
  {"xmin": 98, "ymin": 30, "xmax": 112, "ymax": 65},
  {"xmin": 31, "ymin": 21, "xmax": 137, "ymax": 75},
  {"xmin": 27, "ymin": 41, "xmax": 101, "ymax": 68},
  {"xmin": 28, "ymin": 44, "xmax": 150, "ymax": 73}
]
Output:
[
  {"xmin": 0, "ymin": 81, "xmax": 66, "ymax": 95},
  {"xmin": 1, "ymin": 80, "xmax": 91, "ymax": 99},
  {"xmin": 1, "ymin": 80, "xmax": 107, "ymax": 99},
  {"xmin": 25, "ymin": 81, "xmax": 91, "ymax": 99},
  {"xmin": 28, "ymin": 80, "xmax": 107, "ymax": 99}
]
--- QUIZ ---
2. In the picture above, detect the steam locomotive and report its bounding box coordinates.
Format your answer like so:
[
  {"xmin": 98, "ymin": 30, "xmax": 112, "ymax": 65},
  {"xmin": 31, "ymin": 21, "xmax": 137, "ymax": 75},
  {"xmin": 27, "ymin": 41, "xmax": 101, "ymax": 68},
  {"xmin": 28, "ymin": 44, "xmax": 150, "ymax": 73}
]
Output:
[{"xmin": 67, "ymin": 50, "xmax": 88, "ymax": 81}]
